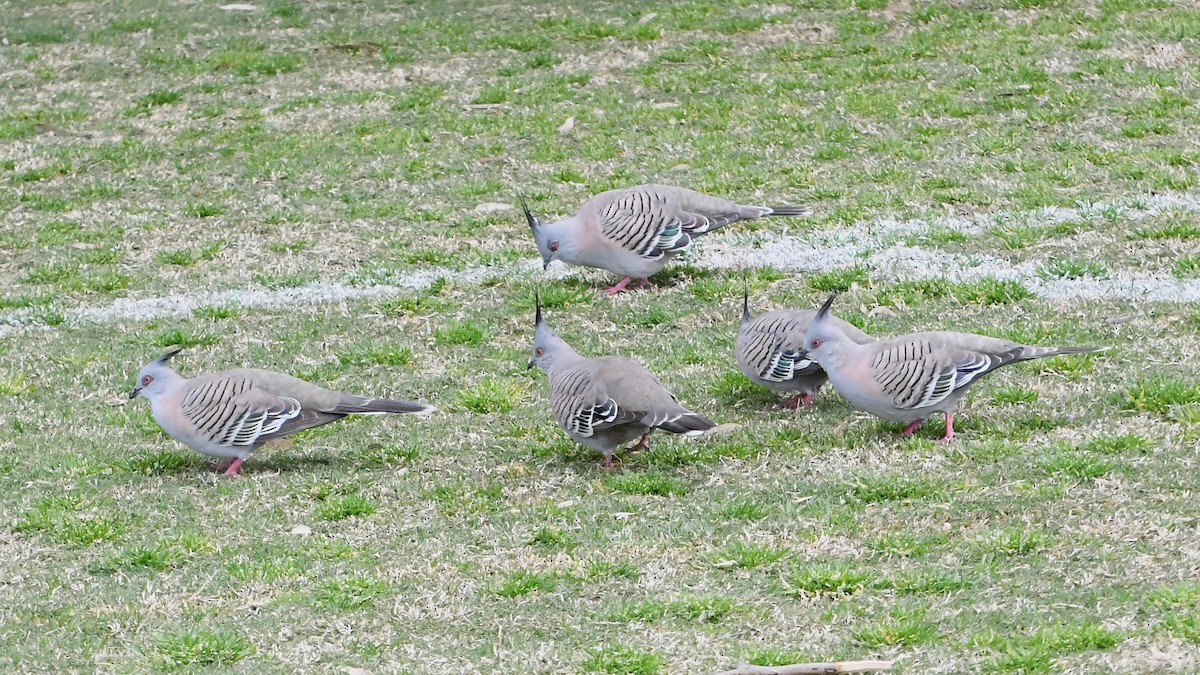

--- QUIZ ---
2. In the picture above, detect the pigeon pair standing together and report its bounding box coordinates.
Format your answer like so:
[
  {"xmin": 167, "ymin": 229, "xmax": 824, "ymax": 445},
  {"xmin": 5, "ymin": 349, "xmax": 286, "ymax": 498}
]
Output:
[
  {"xmin": 129, "ymin": 183, "xmax": 1101, "ymax": 472},
  {"xmin": 737, "ymin": 292, "xmax": 1102, "ymax": 443}
]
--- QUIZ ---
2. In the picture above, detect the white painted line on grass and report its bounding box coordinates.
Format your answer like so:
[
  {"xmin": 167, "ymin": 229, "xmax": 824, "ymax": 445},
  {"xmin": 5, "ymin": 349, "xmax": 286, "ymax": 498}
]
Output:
[{"xmin": 2, "ymin": 192, "xmax": 1198, "ymax": 337}]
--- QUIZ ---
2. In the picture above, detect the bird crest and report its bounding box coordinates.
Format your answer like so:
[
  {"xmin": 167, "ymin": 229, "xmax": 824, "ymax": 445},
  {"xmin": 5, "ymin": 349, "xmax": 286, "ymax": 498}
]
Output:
[
  {"xmin": 519, "ymin": 194, "xmax": 540, "ymax": 234},
  {"xmin": 814, "ymin": 292, "xmax": 838, "ymax": 322},
  {"xmin": 155, "ymin": 346, "xmax": 184, "ymax": 365}
]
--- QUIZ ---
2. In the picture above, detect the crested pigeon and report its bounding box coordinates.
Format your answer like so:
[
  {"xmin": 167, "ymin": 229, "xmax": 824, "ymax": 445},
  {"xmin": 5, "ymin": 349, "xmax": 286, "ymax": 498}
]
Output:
[
  {"xmin": 527, "ymin": 296, "xmax": 716, "ymax": 467},
  {"xmin": 802, "ymin": 294, "xmax": 1103, "ymax": 443},
  {"xmin": 522, "ymin": 184, "xmax": 811, "ymax": 294},
  {"xmin": 128, "ymin": 348, "xmax": 435, "ymax": 475},
  {"xmin": 736, "ymin": 286, "xmax": 875, "ymax": 408}
]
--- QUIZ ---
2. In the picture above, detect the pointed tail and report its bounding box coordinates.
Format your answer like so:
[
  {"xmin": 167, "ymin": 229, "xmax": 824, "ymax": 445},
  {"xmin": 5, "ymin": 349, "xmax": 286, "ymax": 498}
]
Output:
[
  {"xmin": 334, "ymin": 396, "xmax": 437, "ymax": 415},
  {"xmin": 1019, "ymin": 345, "xmax": 1107, "ymax": 361},
  {"xmin": 764, "ymin": 205, "xmax": 813, "ymax": 217},
  {"xmin": 657, "ymin": 411, "xmax": 717, "ymax": 436}
]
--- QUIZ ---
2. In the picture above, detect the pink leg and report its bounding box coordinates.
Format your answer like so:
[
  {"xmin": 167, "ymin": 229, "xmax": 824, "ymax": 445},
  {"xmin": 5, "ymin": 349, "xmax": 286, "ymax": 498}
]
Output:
[
  {"xmin": 900, "ymin": 420, "xmax": 923, "ymax": 437},
  {"xmin": 223, "ymin": 457, "xmax": 245, "ymax": 476},
  {"xmin": 602, "ymin": 454, "xmax": 616, "ymax": 470},
  {"xmin": 625, "ymin": 433, "xmax": 650, "ymax": 454},
  {"xmin": 604, "ymin": 276, "xmax": 635, "ymax": 295},
  {"xmin": 783, "ymin": 393, "xmax": 814, "ymax": 409},
  {"xmin": 935, "ymin": 413, "xmax": 956, "ymax": 444}
]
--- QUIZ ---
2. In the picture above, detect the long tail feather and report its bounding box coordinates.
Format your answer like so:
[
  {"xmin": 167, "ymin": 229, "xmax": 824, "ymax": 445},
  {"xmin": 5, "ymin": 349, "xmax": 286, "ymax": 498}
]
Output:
[
  {"xmin": 334, "ymin": 397, "xmax": 437, "ymax": 415},
  {"xmin": 658, "ymin": 412, "xmax": 717, "ymax": 436},
  {"xmin": 1020, "ymin": 345, "xmax": 1107, "ymax": 360},
  {"xmin": 765, "ymin": 205, "xmax": 813, "ymax": 217}
]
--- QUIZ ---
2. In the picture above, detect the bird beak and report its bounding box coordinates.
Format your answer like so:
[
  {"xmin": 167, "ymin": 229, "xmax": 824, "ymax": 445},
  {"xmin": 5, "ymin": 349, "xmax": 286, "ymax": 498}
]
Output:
[
  {"xmin": 128, "ymin": 386, "xmax": 141, "ymax": 400},
  {"xmin": 526, "ymin": 359, "xmax": 536, "ymax": 370},
  {"xmin": 542, "ymin": 258, "xmax": 551, "ymax": 271}
]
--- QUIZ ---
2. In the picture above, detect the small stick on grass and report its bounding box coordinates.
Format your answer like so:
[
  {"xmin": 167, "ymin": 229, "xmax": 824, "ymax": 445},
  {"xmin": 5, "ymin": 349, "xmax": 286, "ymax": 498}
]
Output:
[{"xmin": 710, "ymin": 660, "xmax": 893, "ymax": 675}]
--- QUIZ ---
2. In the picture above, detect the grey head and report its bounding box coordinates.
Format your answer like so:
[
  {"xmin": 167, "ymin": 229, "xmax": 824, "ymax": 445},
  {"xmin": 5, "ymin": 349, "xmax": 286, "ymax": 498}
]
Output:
[
  {"xmin": 527, "ymin": 292, "xmax": 578, "ymax": 374},
  {"xmin": 802, "ymin": 293, "xmax": 858, "ymax": 364},
  {"xmin": 521, "ymin": 194, "xmax": 573, "ymax": 271},
  {"xmin": 129, "ymin": 347, "xmax": 184, "ymax": 401}
]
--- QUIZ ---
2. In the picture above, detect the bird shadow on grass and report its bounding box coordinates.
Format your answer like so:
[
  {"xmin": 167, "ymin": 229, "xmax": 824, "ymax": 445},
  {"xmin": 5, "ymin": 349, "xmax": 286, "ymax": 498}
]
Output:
[
  {"xmin": 539, "ymin": 438, "xmax": 721, "ymax": 475},
  {"xmin": 120, "ymin": 444, "xmax": 410, "ymax": 478},
  {"xmin": 236, "ymin": 442, "xmax": 429, "ymax": 475},
  {"xmin": 536, "ymin": 443, "xmax": 610, "ymax": 473},
  {"xmin": 530, "ymin": 441, "xmax": 665, "ymax": 475}
]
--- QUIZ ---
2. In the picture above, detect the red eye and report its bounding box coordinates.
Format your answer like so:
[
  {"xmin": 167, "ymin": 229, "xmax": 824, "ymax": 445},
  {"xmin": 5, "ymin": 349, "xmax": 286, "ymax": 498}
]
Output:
[
  {"xmin": 549, "ymin": 241, "xmax": 559, "ymax": 252},
  {"xmin": 810, "ymin": 339, "xmax": 823, "ymax": 350},
  {"xmin": 535, "ymin": 347, "xmax": 545, "ymax": 357},
  {"xmin": 141, "ymin": 375, "xmax": 153, "ymax": 386}
]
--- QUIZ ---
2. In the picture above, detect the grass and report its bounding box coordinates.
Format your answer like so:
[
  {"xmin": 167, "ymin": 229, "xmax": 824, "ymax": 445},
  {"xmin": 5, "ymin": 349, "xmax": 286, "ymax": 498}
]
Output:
[
  {"xmin": 492, "ymin": 570, "xmax": 558, "ymax": 597},
  {"xmin": 314, "ymin": 493, "xmax": 377, "ymax": 521},
  {"xmin": 1122, "ymin": 376, "xmax": 1200, "ymax": 415},
  {"xmin": 709, "ymin": 541, "xmax": 788, "ymax": 570},
  {"xmin": 0, "ymin": 0, "xmax": 1197, "ymax": 672},
  {"xmin": 153, "ymin": 628, "xmax": 253, "ymax": 668},
  {"xmin": 852, "ymin": 608, "xmax": 939, "ymax": 648},
  {"xmin": 1039, "ymin": 259, "xmax": 1110, "ymax": 281},
  {"xmin": 977, "ymin": 623, "xmax": 1121, "ymax": 673},
  {"xmin": 583, "ymin": 645, "xmax": 663, "ymax": 674},
  {"xmin": 315, "ymin": 577, "xmax": 390, "ymax": 610},
  {"xmin": 786, "ymin": 561, "xmax": 882, "ymax": 596}
]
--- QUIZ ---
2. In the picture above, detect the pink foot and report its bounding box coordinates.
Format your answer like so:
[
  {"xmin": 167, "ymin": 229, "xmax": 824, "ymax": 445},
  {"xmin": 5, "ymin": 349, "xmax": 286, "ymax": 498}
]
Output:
[
  {"xmin": 625, "ymin": 433, "xmax": 650, "ymax": 455},
  {"xmin": 783, "ymin": 394, "xmax": 814, "ymax": 409},
  {"xmin": 223, "ymin": 457, "xmax": 245, "ymax": 476},
  {"xmin": 935, "ymin": 413, "xmax": 956, "ymax": 444},
  {"xmin": 900, "ymin": 420, "xmax": 923, "ymax": 437},
  {"xmin": 602, "ymin": 454, "xmax": 616, "ymax": 470},
  {"xmin": 604, "ymin": 276, "xmax": 635, "ymax": 294},
  {"xmin": 629, "ymin": 278, "xmax": 654, "ymax": 290}
]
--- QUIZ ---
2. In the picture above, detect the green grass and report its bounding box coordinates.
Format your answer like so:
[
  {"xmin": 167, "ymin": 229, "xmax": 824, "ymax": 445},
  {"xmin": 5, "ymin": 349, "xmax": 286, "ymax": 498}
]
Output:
[
  {"xmin": 583, "ymin": 645, "xmax": 663, "ymax": 674},
  {"xmin": 0, "ymin": 0, "xmax": 1196, "ymax": 672},
  {"xmin": 155, "ymin": 240, "xmax": 224, "ymax": 266},
  {"xmin": 153, "ymin": 628, "xmax": 254, "ymax": 668},
  {"xmin": 605, "ymin": 472, "xmax": 691, "ymax": 496},
  {"xmin": 315, "ymin": 576, "xmax": 390, "ymax": 610},
  {"xmin": 786, "ymin": 561, "xmax": 882, "ymax": 596},
  {"xmin": 978, "ymin": 622, "xmax": 1121, "ymax": 673},
  {"xmin": 808, "ymin": 267, "xmax": 868, "ymax": 293},
  {"xmin": 1122, "ymin": 376, "xmax": 1200, "ymax": 415},
  {"xmin": 458, "ymin": 376, "xmax": 525, "ymax": 413},
  {"xmin": 709, "ymin": 541, "xmax": 788, "ymax": 570},
  {"xmin": 852, "ymin": 608, "xmax": 939, "ymax": 647},
  {"xmin": 435, "ymin": 319, "xmax": 489, "ymax": 346},
  {"xmin": 1039, "ymin": 259, "xmax": 1110, "ymax": 280},
  {"xmin": 492, "ymin": 570, "xmax": 558, "ymax": 597},
  {"xmin": 314, "ymin": 493, "xmax": 377, "ymax": 521}
]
